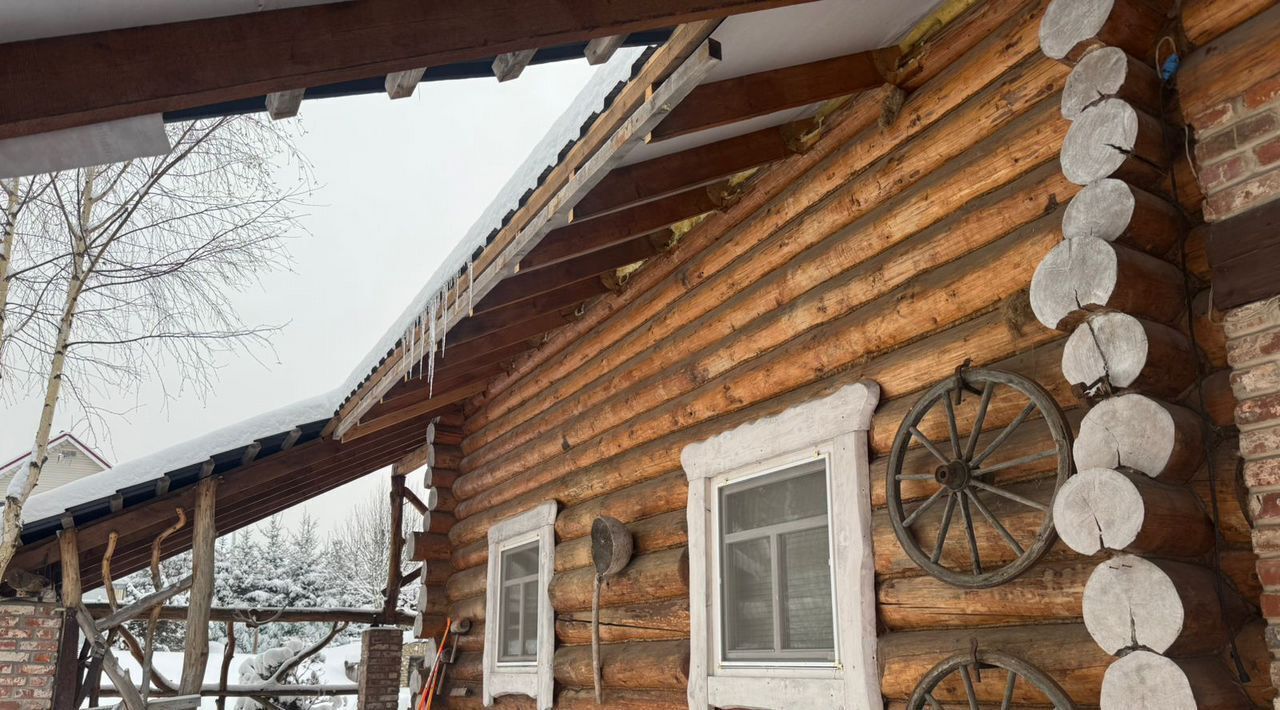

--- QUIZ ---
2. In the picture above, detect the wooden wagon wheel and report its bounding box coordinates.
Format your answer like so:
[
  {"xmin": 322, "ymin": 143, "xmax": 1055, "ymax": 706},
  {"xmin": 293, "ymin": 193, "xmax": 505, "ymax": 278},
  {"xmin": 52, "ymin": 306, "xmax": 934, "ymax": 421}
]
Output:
[
  {"xmin": 886, "ymin": 367, "xmax": 1072, "ymax": 588},
  {"xmin": 908, "ymin": 649, "xmax": 1075, "ymax": 709}
]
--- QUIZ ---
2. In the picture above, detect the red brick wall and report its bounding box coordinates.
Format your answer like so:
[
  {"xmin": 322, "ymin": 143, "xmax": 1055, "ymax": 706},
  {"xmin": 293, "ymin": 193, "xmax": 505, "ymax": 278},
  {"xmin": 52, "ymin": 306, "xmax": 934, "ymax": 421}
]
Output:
[
  {"xmin": 357, "ymin": 627, "xmax": 403, "ymax": 710},
  {"xmin": 1193, "ymin": 73, "xmax": 1280, "ymax": 220},
  {"xmin": 0, "ymin": 602, "xmax": 63, "ymax": 710}
]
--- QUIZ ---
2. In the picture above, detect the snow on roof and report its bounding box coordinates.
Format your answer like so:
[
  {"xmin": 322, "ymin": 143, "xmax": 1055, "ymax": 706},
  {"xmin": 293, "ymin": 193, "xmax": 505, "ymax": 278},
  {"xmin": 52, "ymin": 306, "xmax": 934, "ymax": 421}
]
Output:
[
  {"xmin": 18, "ymin": 45, "xmax": 652, "ymax": 531},
  {"xmin": 21, "ymin": 389, "xmax": 340, "ymax": 524},
  {"xmin": 336, "ymin": 45, "xmax": 651, "ymax": 407}
]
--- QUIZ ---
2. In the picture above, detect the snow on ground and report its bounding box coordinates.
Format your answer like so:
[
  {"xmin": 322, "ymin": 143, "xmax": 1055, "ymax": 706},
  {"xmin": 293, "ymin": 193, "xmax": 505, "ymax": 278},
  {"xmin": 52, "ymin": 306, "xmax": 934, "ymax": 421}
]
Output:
[{"xmin": 103, "ymin": 639, "xmax": 403, "ymax": 709}]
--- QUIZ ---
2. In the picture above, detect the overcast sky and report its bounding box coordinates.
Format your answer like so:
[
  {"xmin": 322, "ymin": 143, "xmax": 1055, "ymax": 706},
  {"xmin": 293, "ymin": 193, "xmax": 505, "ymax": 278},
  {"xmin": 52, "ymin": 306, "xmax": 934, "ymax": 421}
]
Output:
[{"xmin": 0, "ymin": 58, "xmax": 598, "ymax": 534}]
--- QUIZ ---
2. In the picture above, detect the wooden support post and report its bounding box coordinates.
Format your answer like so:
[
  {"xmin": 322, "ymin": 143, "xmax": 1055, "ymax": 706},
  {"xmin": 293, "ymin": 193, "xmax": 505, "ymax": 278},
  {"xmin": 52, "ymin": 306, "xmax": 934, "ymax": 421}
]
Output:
[
  {"xmin": 58, "ymin": 526, "xmax": 81, "ymax": 608},
  {"xmin": 181, "ymin": 476, "xmax": 218, "ymax": 693},
  {"xmin": 265, "ymin": 90, "xmax": 305, "ymax": 120},
  {"xmin": 585, "ymin": 35, "xmax": 626, "ymax": 65},
  {"xmin": 383, "ymin": 476, "xmax": 406, "ymax": 622}
]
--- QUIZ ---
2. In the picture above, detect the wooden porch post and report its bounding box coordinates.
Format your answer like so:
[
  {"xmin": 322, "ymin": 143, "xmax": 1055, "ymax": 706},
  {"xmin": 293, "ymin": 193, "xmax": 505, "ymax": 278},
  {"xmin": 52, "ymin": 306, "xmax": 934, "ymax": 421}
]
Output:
[
  {"xmin": 382, "ymin": 475, "xmax": 406, "ymax": 622},
  {"xmin": 180, "ymin": 476, "xmax": 217, "ymax": 693}
]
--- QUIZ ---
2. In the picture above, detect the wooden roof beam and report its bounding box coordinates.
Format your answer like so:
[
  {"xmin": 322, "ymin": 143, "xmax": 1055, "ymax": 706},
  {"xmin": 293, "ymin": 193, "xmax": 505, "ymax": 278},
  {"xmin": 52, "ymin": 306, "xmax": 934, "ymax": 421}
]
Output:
[
  {"xmin": 574, "ymin": 122, "xmax": 793, "ymax": 220},
  {"xmin": 0, "ymin": 1, "xmax": 802, "ymax": 140},
  {"xmin": 342, "ymin": 381, "xmax": 488, "ymax": 442},
  {"xmin": 493, "ymin": 50, "xmax": 538, "ymax": 82},
  {"xmin": 586, "ymin": 35, "xmax": 627, "ymax": 65},
  {"xmin": 521, "ymin": 185, "xmax": 718, "ymax": 270},
  {"xmin": 649, "ymin": 50, "xmax": 885, "ymax": 142},
  {"xmin": 478, "ymin": 236, "xmax": 663, "ymax": 310},
  {"xmin": 265, "ymin": 89, "xmax": 305, "ymax": 120},
  {"xmin": 386, "ymin": 68, "xmax": 428, "ymax": 99}
]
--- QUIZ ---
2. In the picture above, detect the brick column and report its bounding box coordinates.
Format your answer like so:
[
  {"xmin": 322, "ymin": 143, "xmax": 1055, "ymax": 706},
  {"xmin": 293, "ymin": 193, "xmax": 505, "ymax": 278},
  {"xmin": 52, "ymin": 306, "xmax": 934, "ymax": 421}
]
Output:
[
  {"xmin": 0, "ymin": 601, "xmax": 67, "ymax": 710},
  {"xmin": 357, "ymin": 626, "xmax": 403, "ymax": 710},
  {"xmin": 1191, "ymin": 62, "xmax": 1280, "ymax": 708}
]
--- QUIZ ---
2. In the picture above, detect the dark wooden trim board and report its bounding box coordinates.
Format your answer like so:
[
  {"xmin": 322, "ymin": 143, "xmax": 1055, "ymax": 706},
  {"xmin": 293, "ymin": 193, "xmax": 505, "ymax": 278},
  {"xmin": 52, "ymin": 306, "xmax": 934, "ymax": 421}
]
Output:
[{"xmin": 1208, "ymin": 195, "xmax": 1280, "ymax": 310}]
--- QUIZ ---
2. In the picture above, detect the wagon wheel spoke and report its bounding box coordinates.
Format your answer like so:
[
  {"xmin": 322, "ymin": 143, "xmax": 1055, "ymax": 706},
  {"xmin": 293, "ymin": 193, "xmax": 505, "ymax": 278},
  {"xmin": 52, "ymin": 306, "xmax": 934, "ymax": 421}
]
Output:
[
  {"xmin": 969, "ymin": 480, "xmax": 1049, "ymax": 512},
  {"xmin": 975, "ymin": 448, "xmax": 1059, "ymax": 476},
  {"xmin": 925, "ymin": 693, "xmax": 944, "ymax": 710},
  {"xmin": 966, "ymin": 490, "xmax": 1024, "ymax": 556},
  {"xmin": 944, "ymin": 394, "xmax": 962, "ymax": 459},
  {"xmin": 931, "ymin": 493, "xmax": 957, "ymax": 564},
  {"xmin": 903, "ymin": 487, "xmax": 946, "ymax": 528},
  {"xmin": 910, "ymin": 425, "xmax": 951, "ymax": 465},
  {"xmin": 960, "ymin": 664, "xmax": 980, "ymax": 710},
  {"xmin": 965, "ymin": 381, "xmax": 995, "ymax": 462},
  {"xmin": 959, "ymin": 493, "xmax": 981, "ymax": 575},
  {"xmin": 896, "ymin": 473, "xmax": 937, "ymax": 481},
  {"xmin": 1001, "ymin": 670, "xmax": 1017, "ymax": 710},
  {"xmin": 972, "ymin": 401, "xmax": 1036, "ymax": 467}
]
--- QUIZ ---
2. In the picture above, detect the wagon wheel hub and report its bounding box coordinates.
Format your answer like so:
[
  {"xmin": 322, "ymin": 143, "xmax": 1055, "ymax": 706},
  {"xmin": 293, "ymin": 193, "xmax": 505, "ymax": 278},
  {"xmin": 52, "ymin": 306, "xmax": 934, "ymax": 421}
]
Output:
[{"xmin": 934, "ymin": 459, "xmax": 971, "ymax": 490}]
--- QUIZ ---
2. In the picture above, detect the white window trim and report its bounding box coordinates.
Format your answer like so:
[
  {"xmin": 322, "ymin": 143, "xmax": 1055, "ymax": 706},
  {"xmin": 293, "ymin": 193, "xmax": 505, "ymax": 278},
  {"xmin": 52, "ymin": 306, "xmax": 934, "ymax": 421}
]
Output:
[
  {"xmin": 483, "ymin": 500, "xmax": 557, "ymax": 709},
  {"xmin": 681, "ymin": 381, "xmax": 882, "ymax": 710}
]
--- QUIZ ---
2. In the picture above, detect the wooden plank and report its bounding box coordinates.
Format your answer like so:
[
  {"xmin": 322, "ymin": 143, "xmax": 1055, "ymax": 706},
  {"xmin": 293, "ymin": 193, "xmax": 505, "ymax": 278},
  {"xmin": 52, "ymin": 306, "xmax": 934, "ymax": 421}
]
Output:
[
  {"xmin": 331, "ymin": 25, "xmax": 722, "ymax": 435},
  {"xmin": 342, "ymin": 380, "xmax": 489, "ymax": 442},
  {"xmin": 74, "ymin": 605, "xmax": 146, "ymax": 710},
  {"xmin": 586, "ymin": 35, "xmax": 627, "ymax": 65},
  {"xmin": 649, "ymin": 50, "xmax": 884, "ymax": 141},
  {"xmin": 88, "ymin": 601, "xmax": 405, "ymax": 626},
  {"xmin": 1207, "ymin": 194, "xmax": 1280, "ymax": 309},
  {"xmin": 0, "ymin": 1, "xmax": 809, "ymax": 140},
  {"xmin": 479, "ymin": 238, "xmax": 661, "ymax": 308},
  {"xmin": 522, "ymin": 186, "xmax": 718, "ymax": 270},
  {"xmin": 493, "ymin": 50, "xmax": 538, "ymax": 81},
  {"xmin": 573, "ymin": 123, "xmax": 792, "ymax": 219},
  {"xmin": 180, "ymin": 477, "xmax": 217, "ymax": 693}
]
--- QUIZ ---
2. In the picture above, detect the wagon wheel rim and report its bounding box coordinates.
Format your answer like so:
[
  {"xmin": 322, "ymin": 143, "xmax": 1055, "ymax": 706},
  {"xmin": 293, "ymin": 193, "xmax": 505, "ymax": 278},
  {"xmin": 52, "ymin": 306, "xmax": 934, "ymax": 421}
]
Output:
[
  {"xmin": 886, "ymin": 368, "xmax": 1072, "ymax": 588},
  {"xmin": 907, "ymin": 649, "xmax": 1076, "ymax": 709}
]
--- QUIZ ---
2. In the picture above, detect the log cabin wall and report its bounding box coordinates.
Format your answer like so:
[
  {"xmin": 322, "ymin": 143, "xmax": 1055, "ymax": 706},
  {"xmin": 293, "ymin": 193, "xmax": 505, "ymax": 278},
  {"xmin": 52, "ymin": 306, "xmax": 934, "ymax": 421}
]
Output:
[{"xmin": 430, "ymin": 0, "xmax": 1270, "ymax": 706}]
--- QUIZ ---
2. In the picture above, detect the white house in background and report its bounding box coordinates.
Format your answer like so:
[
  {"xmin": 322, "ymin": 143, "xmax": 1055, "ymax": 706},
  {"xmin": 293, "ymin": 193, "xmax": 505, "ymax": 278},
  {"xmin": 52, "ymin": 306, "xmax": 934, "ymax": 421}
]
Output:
[{"xmin": 0, "ymin": 432, "xmax": 112, "ymax": 494}]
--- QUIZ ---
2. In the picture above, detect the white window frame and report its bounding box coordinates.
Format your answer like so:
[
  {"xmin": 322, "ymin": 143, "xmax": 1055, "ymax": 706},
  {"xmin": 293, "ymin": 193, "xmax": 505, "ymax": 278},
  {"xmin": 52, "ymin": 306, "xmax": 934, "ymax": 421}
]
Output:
[
  {"xmin": 483, "ymin": 500, "xmax": 556, "ymax": 709},
  {"xmin": 681, "ymin": 381, "xmax": 882, "ymax": 710}
]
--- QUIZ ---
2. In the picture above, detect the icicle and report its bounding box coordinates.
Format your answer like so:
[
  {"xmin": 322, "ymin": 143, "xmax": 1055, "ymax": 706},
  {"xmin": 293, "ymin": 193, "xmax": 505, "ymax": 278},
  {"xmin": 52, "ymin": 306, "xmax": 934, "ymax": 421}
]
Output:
[
  {"xmin": 468, "ymin": 259, "xmax": 475, "ymax": 316},
  {"xmin": 427, "ymin": 294, "xmax": 439, "ymax": 397}
]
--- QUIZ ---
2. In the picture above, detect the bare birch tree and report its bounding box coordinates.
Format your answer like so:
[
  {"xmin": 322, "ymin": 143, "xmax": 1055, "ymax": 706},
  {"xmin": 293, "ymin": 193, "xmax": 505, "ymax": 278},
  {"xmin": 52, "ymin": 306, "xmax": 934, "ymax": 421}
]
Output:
[{"xmin": 0, "ymin": 116, "xmax": 309, "ymax": 579}]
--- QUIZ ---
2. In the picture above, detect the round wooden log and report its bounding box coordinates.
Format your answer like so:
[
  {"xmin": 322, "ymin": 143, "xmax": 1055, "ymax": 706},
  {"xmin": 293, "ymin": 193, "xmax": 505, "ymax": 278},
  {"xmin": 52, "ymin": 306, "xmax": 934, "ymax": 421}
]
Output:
[
  {"xmin": 1194, "ymin": 369, "xmax": 1238, "ymax": 428},
  {"xmin": 1061, "ymin": 178, "xmax": 1182, "ymax": 255},
  {"xmin": 450, "ymin": 651, "xmax": 484, "ymax": 682},
  {"xmin": 1182, "ymin": 0, "xmax": 1275, "ymax": 47},
  {"xmin": 878, "ymin": 560, "xmax": 1091, "ymax": 631},
  {"xmin": 1060, "ymin": 99, "xmax": 1167, "ymax": 189},
  {"xmin": 1100, "ymin": 650, "xmax": 1250, "ymax": 709},
  {"xmin": 424, "ymin": 465, "xmax": 460, "ymax": 489},
  {"xmin": 1039, "ymin": 0, "xmax": 1168, "ymax": 63},
  {"xmin": 1073, "ymin": 394, "xmax": 1206, "ymax": 480},
  {"xmin": 407, "ymin": 531, "xmax": 451, "ymax": 561},
  {"xmin": 434, "ymin": 444, "xmax": 463, "ymax": 470},
  {"xmin": 1060, "ymin": 312, "xmax": 1196, "ymax": 399},
  {"xmin": 423, "ymin": 487, "xmax": 439, "ymax": 511},
  {"xmin": 449, "ymin": 593, "xmax": 486, "ymax": 624},
  {"xmin": 1061, "ymin": 46, "xmax": 1162, "ymax": 120},
  {"xmin": 413, "ymin": 612, "xmax": 446, "ymax": 639},
  {"xmin": 557, "ymin": 510, "xmax": 685, "ymax": 573},
  {"xmin": 1191, "ymin": 289, "xmax": 1228, "ymax": 368},
  {"xmin": 1082, "ymin": 554, "xmax": 1236, "ymax": 656},
  {"xmin": 423, "ymin": 560, "xmax": 453, "ymax": 586},
  {"xmin": 553, "ymin": 640, "xmax": 689, "ymax": 691},
  {"xmin": 550, "ymin": 548, "xmax": 688, "ymax": 612},
  {"xmin": 556, "ymin": 597, "xmax": 689, "ymax": 645},
  {"xmin": 419, "ymin": 582, "xmax": 448, "ymax": 616},
  {"xmin": 451, "ymin": 537, "xmax": 487, "ymax": 571},
  {"xmin": 1030, "ymin": 238, "xmax": 1185, "ymax": 330},
  {"xmin": 556, "ymin": 470, "xmax": 688, "ymax": 541},
  {"xmin": 1052, "ymin": 467, "xmax": 1213, "ymax": 556},
  {"xmin": 878, "ymin": 623, "xmax": 1110, "ymax": 704},
  {"xmin": 421, "ymin": 510, "xmax": 456, "ymax": 535},
  {"xmin": 555, "ymin": 689, "xmax": 686, "ymax": 710},
  {"xmin": 446, "ymin": 565, "xmax": 486, "ymax": 602}
]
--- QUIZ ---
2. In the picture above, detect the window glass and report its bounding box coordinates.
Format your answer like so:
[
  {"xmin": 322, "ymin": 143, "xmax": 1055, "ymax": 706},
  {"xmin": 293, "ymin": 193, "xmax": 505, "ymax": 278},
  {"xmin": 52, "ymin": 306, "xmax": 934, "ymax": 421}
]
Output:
[
  {"xmin": 498, "ymin": 540, "xmax": 540, "ymax": 662},
  {"xmin": 720, "ymin": 461, "xmax": 834, "ymax": 663}
]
